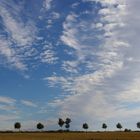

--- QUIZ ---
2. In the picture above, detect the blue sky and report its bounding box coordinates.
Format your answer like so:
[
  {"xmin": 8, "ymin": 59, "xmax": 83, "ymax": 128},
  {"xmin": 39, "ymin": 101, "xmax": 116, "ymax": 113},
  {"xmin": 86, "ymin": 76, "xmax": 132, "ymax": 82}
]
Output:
[{"xmin": 0, "ymin": 0, "xmax": 140, "ymax": 131}]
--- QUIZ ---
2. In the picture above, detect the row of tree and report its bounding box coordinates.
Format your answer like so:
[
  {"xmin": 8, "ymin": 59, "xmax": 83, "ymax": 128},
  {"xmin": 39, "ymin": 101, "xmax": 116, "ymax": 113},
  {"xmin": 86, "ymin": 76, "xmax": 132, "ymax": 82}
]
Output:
[
  {"xmin": 14, "ymin": 118, "xmax": 72, "ymax": 131},
  {"xmin": 14, "ymin": 119, "xmax": 140, "ymax": 131},
  {"xmin": 82, "ymin": 123, "xmax": 122, "ymax": 131},
  {"xmin": 83, "ymin": 122, "xmax": 140, "ymax": 131}
]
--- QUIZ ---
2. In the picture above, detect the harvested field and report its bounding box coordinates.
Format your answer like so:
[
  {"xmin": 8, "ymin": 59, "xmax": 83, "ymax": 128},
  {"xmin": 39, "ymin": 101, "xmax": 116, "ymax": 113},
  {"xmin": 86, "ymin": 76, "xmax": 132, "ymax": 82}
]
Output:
[{"xmin": 0, "ymin": 132, "xmax": 139, "ymax": 140}]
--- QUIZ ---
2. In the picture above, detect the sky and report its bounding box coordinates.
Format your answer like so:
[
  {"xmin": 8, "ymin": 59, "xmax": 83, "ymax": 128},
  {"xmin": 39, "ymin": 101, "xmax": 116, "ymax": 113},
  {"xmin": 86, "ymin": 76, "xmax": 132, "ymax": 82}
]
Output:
[{"xmin": 0, "ymin": 0, "xmax": 140, "ymax": 131}]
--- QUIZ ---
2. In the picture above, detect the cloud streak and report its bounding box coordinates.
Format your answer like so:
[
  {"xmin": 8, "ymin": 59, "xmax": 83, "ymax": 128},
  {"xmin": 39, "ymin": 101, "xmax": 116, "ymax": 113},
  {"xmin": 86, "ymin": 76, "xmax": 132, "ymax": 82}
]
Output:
[
  {"xmin": 45, "ymin": 0, "xmax": 140, "ymax": 129},
  {"xmin": 0, "ymin": 0, "xmax": 38, "ymax": 71},
  {"xmin": 21, "ymin": 100, "xmax": 38, "ymax": 108}
]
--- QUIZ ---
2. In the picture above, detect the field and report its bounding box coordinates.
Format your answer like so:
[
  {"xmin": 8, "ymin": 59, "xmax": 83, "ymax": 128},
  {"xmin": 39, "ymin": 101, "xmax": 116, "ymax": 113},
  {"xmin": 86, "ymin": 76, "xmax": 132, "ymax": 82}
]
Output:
[{"xmin": 0, "ymin": 132, "xmax": 139, "ymax": 140}]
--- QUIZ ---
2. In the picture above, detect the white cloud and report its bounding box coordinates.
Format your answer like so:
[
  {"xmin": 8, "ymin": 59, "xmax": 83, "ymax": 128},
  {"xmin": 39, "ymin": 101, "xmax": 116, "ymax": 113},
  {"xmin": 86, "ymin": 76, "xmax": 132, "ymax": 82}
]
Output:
[
  {"xmin": 62, "ymin": 61, "xmax": 79, "ymax": 74},
  {"xmin": 46, "ymin": 57, "xmax": 123, "ymax": 94},
  {"xmin": 0, "ymin": 104, "xmax": 16, "ymax": 112},
  {"xmin": 40, "ymin": 44, "xmax": 58, "ymax": 64},
  {"xmin": 0, "ymin": 114, "xmax": 19, "ymax": 121},
  {"xmin": 40, "ymin": 50, "xmax": 58, "ymax": 64},
  {"xmin": 0, "ymin": 96, "xmax": 16, "ymax": 104},
  {"xmin": 45, "ymin": 76, "xmax": 73, "ymax": 92},
  {"xmin": 0, "ymin": 5, "xmax": 37, "ymax": 47},
  {"xmin": 54, "ymin": 0, "xmax": 126, "ymax": 92},
  {"xmin": 45, "ymin": 0, "xmax": 140, "ymax": 127},
  {"xmin": 0, "ymin": 1, "xmax": 38, "ymax": 71},
  {"xmin": 0, "ymin": 96, "xmax": 17, "ymax": 113},
  {"xmin": 0, "ymin": 38, "xmax": 27, "ymax": 70},
  {"xmin": 60, "ymin": 13, "xmax": 80, "ymax": 50},
  {"xmin": 95, "ymin": 23, "xmax": 103, "ymax": 29},
  {"xmin": 43, "ymin": 0, "xmax": 53, "ymax": 11},
  {"xmin": 71, "ymin": 2, "xmax": 80, "ymax": 8},
  {"xmin": 21, "ymin": 100, "xmax": 38, "ymax": 108},
  {"xmin": 83, "ymin": 0, "xmax": 125, "ymax": 6},
  {"xmin": 51, "ymin": 12, "xmax": 60, "ymax": 19},
  {"xmin": 116, "ymin": 78, "xmax": 140, "ymax": 103}
]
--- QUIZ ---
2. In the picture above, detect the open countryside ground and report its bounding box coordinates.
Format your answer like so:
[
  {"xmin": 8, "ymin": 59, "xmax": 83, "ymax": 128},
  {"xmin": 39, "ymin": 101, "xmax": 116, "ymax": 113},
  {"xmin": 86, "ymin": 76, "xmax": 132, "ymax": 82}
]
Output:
[{"xmin": 0, "ymin": 132, "xmax": 140, "ymax": 140}]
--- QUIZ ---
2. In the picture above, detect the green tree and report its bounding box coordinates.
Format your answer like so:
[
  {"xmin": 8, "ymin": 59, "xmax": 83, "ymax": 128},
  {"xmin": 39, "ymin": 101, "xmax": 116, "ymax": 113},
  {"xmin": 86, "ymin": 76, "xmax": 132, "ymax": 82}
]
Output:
[
  {"xmin": 65, "ymin": 118, "xmax": 71, "ymax": 131},
  {"xmin": 65, "ymin": 118, "xmax": 71, "ymax": 124},
  {"xmin": 37, "ymin": 123, "xmax": 44, "ymax": 131},
  {"xmin": 116, "ymin": 123, "xmax": 122, "ymax": 130},
  {"xmin": 14, "ymin": 122, "xmax": 21, "ymax": 131},
  {"xmin": 58, "ymin": 118, "xmax": 65, "ymax": 129},
  {"xmin": 83, "ymin": 123, "xmax": 89, "ymax": 132},
  {"xmin": 65, "ymin": 123, "xmax": 70, "ymax": 130},
  {"xmin": 102, "ymin": 123, "xmax": 107, "ymax": 131},
  {"xmin": 137, "ymin": 122, "xmax": 140, "ymax": 129}
]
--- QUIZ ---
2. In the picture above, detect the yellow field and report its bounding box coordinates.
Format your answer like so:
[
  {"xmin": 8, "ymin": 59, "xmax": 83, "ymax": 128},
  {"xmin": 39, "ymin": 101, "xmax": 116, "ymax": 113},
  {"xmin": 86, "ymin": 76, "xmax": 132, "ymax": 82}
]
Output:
[{"xmin": 0, "ymin": 132, "xmax": 139, "ymax": 140}]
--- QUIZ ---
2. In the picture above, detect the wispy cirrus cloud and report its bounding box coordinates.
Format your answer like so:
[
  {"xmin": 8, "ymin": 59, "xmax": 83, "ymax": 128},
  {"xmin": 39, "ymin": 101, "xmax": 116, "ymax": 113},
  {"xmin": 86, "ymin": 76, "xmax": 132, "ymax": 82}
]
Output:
[
  {"xmin": 0, "ymin": 114, "xmax": 19, "ymax": 121},
  {"xmin": 47, "ymin": 0, "xmax": 127, "ymax": 90},
  {"xmin": 0, "ymin": 38, "xmax": 27, "ymax": 70},
  {"xmin": 21, "ymin": 100, "xmax": 38, "ymax": 108},
  {"xmin": 0, "ymin": 96, "xmax": 18, "ymax": 117},
  {"xmin": 0, "ymin": 0, "xmax": 59, "ymax": 72},
  {"xmin": 0, "ymin": 104, "xmax": 16, "ymax": 112},
  {"xmin": 43, "ymin": 0, "xmax": 53, "ymax": 11},
  {"xmin": 0, "ymin": 96, "xmax": 16, "ymax": 104},
  {"xmin": 44, "ymin": 0, "xmax": 140, "ymax": 128},
  {"xmin": 82, "ymin": 0, "xmax": 123, "ymax": 6},
  {"xmin": 0, "ymin": 6, "xmax": 37, "ymax": 47},
  {"xmin": 0, "ymin": 0, "xmax": 38, "ymax": 71},
  {"xmin": 40, "ymin": 43, "xmax": 58, "ymax": 64}
]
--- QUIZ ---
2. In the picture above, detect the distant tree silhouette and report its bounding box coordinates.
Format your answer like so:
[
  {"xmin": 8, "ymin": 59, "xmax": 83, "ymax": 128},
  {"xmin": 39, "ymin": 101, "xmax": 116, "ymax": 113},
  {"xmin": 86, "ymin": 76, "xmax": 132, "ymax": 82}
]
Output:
[
  {"xmin": 137, "ymin": 122, "xmax": 140, "ymax": 129},
  {"xmin": 83, "ymin": 123, "xmax": 89, "ymax": 132},
  {"xmin": 116, "ymin": 123, "xmax": 122, "ymax": 130},
  {"xmin": 102, "ymin": 123, "xmax": 107, "ymax": 131},
  {"xmin": 58, "ymin": 118, "xmax": 65, "ymax": 129},
  {"xmin": 124, "ymin": 128, "xmax": 131, "ymax": 132},
  {"xmin": 14, "ymin": 122, "xmax": 21, "ymax": 131},
  {"xmin": 65, "ymin": 123, "xmax": 70, "ymax": 130},
  {"xmin": 65, "ymin": 118, "xmax": 71, "ymax": 124},
  {"xmin": 65, "ymin": 118, "xmax": 71, "ymax": 130},
  {"xmin": 37, "ymin": 123, "xmax": 44, "ymax": 131}
]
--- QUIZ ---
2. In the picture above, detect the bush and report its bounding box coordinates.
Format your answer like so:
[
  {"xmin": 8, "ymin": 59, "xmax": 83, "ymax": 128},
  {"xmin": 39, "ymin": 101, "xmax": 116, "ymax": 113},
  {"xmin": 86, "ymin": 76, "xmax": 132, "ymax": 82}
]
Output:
[{"xmin": 124, "ymin": 128, "xmax": 131, "ymax": 132}]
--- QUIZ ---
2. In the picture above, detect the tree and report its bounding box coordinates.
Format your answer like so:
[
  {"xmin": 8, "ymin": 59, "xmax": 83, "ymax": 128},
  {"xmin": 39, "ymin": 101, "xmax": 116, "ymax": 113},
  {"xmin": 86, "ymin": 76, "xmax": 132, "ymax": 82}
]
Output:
[
  {"xmin": 14, "ymin": 122, "xmax": 21, "ymax": 131},
  {"xmin": 65, "ymin": 118, "xmax": 71, "ymax": 131},
  {"xmin": 65, "ymin": 118, "xmax": 71, "ymax": 124},
  {"xmin": 116, "ymin": 123, "xmax": 122, "ymax": 130},
  {"xmin": 58, "ymin": 118, "xmax": 65, "ymax": 129},
  {"xmin": 102, "ymin": 123, "xmax": 107, "ymax": 131},
  {"xmin": 83, "ymin": 123, "xmax": 89, "ymax": 131},
  {"xmin": 137, "ymin": 122, "xmax": 140, "ymax": 129},
  {"xmin": 37, "ymin": 123, "xmax": 44, "ymax": 131},
  {"xmin": 65, "ymin": 123, "xmax": 70, "ymax": 130},
  {"xmin": 124, "ymin": 128, "xmax": 131, "ymax": 132}
]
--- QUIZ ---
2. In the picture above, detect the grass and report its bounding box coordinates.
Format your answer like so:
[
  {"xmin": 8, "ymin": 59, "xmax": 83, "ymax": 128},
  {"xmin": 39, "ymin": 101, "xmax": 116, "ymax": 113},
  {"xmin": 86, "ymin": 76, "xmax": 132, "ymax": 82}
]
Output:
[{"xmin": 0, "ymin": 132, "xmax": 139, "ymax": 140}]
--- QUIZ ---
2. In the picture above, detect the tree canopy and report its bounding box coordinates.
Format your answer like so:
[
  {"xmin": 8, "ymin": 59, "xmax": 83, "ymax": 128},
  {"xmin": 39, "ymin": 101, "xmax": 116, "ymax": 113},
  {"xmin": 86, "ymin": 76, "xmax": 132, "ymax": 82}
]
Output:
[
  {"xmin": 14, "ymin": 122, "xmax": 21, "ymax": 130},
  {"xmin": 58, "ymin": 118, "xmax": 65, "ymax": 128},
  {"xmin": 102, "ymin": 123, "xmax": 107, "ymax": 130},
  {"xmin": 83, "ymin": 123, "xmax": 89, "ymax": 130},
  {"xmin": 137, "ymin": 122, "xmax": 140, "ymax": 129},
  {"xmin": 116, "ymin": 123, "xmax": 122, "ymax": 130},
  {"xmin": 37, "ymin": 123, "xmax": 44, "ymax": 130}
]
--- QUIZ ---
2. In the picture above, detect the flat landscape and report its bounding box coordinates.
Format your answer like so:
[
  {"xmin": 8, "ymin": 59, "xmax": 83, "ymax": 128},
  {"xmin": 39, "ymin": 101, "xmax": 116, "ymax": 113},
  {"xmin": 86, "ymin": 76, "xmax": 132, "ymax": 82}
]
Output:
[{"xmin": 0, "ymin": 132, "xmax": 139, "ymax": 140}]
